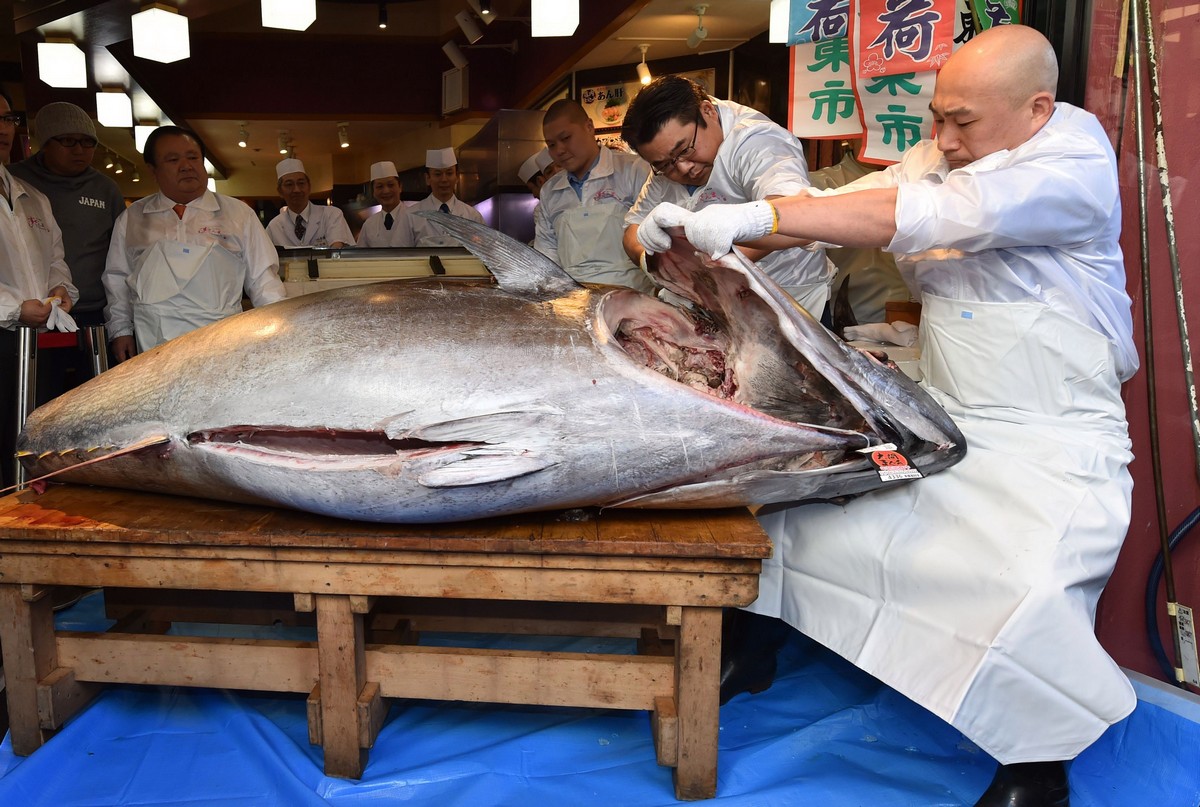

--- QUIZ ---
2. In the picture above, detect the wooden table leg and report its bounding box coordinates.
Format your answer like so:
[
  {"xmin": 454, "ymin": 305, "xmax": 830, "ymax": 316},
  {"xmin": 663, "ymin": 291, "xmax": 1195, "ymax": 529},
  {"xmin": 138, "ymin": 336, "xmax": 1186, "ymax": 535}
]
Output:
[
  {"xmin": 314, "ymin": 594, "xmax": 368, "ymax": 778},
  {"xmin": 0, "ymin": 585, "xmax": 57, "ymax": 754},
  {"xmin": 672, "ymin": 605, "xmax": 721, "ymax": 800}
]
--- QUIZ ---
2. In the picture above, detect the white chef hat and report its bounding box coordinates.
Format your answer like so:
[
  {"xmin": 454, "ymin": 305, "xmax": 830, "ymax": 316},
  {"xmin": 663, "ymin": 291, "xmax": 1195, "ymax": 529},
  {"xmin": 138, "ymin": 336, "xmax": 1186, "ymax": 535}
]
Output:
[
  {"xmin": 517, "ymin": 152, "xmax": 543, "ymax": 184},
  {"xmin": 425, "ymin": 147, "xmax": 457, "ymax": 169},
  {"xmin": 276, "ymin": 158, "xmax": 306, "ymax": 179},
  {"xmin": 370, "ymin": 161, "xmax": 398, "ymax": 181}
]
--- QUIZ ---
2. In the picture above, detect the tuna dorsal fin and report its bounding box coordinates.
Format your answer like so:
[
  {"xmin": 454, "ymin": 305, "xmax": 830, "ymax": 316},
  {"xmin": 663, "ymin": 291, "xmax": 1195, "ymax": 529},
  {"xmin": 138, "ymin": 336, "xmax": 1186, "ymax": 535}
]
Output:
[{"xmin": 414, "ymin": 211, "xmax": 581, "ymax": 299}]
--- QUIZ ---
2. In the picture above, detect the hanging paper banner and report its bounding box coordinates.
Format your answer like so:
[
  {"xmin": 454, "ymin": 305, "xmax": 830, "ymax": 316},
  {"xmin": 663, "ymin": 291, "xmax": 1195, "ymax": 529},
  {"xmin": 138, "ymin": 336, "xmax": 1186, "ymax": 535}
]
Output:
[
  {"xmin": 785, "ymin": 0, "xmax": 851, "ymax": 45},
  {"xmin": 953, "ymin": 0, "xmax": 979, "ymax": 43},
  {"xmin": 971, "ymin": 0, "xmax": 1020, "ymax": 29},
  {"xmin": 855, "ymin": 70, "xmax": 937, "ymax": 164},
  {"xmin": 789, "ymin": 38, "xmax": 865, "ymax": 139},
  {"xmin": 855, "ymin": 0, "xmax": 957, "ymax": 77}
]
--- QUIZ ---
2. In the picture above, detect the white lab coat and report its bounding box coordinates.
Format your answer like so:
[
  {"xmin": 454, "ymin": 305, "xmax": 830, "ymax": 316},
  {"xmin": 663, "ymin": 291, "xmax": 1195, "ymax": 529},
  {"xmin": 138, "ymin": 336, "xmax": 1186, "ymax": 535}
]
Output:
[
  {"xmin": 536, "ymin": 147, "xmax": 655, "ymax": 293},
  {"xmin": 626, "ymin": 99, "xmax": 833, "ymax": 314},
  {"xmin": 357, "ymin": 204, "xmax": 416, "ymax": 248},
  {"xmin": 753, "ymin": 103, "xmax": 1138, "ymax": 764},
  {"xmin": 266, "ymin": 202, "xmax": 354, "ymax": 249},
  {"xmin": 104, "ymin": 191, "xmax": 287, "ymax": 350},
  {"xmin": 0, "ymin": 166, "xmax": 78, "ymax": 329},
  {"xmin": 409, "ymin": 194, "xmax": 485, "ymax": 248}
]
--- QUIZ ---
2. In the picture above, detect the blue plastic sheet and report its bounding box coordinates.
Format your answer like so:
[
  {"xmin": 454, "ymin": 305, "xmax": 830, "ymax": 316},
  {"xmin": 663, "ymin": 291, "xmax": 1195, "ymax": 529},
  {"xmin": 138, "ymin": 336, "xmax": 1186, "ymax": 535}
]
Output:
[{"xmin": 0, "ymin": 591, "xmax": 1197, "ymax": 806}]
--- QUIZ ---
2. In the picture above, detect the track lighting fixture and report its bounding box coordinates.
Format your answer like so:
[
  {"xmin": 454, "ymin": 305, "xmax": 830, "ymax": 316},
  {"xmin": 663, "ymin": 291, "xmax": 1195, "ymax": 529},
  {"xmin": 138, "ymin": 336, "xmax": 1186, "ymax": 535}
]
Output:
[
  {"xmin": 443, "ymin": 40, "xmax": 468, "ymax": 69},
  {"xmin": 114, "ymin": 161, "xmax": 124, "ymax": 175},
  {"xmin": 687, "ymin": 5, "xmax": 709, "ymax": 49},
  {"xmin": 637, "ymin": 44, "xmax": 651, "ymax": 85},
  {"xmin": 338, "ymin": 122, "xmax": 349, "ymax": 149},
  {"xmin": 237, "ymin": 123, "xmax": 248, "ymax": 148},
  {"xmin": 479, "ymin": 0, "xmax": 491, "ymax": 15},
  {"xmin": 132, "ymin": 169, "xmax": 141, "ymax": 183},
  {"xmin": 105, "ymin": 151, "xmax": 115, "ymax": 170},
  {"xmin": 455, "ymin": 9, "xmax": 483, "ymax": 44},
  {"xmin": 378, "ymin": 3, "xmax": 387, "ymax": 29},
  {"xmin": 278, "ymin": 131, "xmax": 290, "ymax": 155}
]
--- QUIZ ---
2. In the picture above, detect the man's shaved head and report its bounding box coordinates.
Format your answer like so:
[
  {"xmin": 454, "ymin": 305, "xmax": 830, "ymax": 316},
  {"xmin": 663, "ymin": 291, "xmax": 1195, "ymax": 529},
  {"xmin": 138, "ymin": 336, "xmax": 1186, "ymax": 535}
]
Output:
[{"xmin": 940, "ymin": 24, "xmax": 1058, "ymax": 109}]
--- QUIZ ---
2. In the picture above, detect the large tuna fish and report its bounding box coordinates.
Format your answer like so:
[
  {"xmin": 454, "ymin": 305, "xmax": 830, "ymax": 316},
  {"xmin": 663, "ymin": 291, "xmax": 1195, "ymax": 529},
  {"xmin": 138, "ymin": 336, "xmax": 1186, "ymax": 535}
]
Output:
[{"xmin": 16, "ymin": 214, "xmax": 964, "ymax": 523}]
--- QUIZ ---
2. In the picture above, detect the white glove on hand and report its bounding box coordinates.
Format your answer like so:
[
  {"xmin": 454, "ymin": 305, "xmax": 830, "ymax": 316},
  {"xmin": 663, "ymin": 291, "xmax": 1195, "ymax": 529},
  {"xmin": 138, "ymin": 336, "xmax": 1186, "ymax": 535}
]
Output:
[
  {"xmin": 682, "ymin": 200, "xmax": 778, "ymax": 259},
  {"xmin": 45, "ymin": 297, "xmax": 78, "ymax": 333},
  {"xmin": 637, "ymin": 202, "xmax": 692, "ymax": 255}
]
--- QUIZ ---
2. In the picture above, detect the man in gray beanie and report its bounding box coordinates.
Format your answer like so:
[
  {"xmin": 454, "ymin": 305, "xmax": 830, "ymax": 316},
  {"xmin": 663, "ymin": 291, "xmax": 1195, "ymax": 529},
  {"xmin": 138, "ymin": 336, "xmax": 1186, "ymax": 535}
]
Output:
[{"xmin": 10, "ymin": 101, "xmax": 125, "ymax": 384}]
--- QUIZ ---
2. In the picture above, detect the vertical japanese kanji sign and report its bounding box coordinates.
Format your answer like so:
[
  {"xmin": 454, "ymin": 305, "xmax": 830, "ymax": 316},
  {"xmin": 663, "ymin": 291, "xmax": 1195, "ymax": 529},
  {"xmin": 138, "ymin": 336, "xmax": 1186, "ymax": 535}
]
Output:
[
  {"xmin": 855, "ymin": 0, "xmax": 957, "ymax": 77},
  {"xmin": 789, "ymin": 38, "xmax": 865, "ymax": 138},
  {"xmin": 971, "ymin": 0, "xmax": 1019, "ymax": 28},
  {"xmin": 785, "ymin": 0, "xmax": 851, "ymax": 45}
]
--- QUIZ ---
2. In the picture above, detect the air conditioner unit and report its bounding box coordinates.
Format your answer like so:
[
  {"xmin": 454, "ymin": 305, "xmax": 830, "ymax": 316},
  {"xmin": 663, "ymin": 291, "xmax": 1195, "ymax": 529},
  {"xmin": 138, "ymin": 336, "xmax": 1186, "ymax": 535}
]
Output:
[{"xmin": 442, "ymin": 67, "xmax": 468, "ymax": 115}]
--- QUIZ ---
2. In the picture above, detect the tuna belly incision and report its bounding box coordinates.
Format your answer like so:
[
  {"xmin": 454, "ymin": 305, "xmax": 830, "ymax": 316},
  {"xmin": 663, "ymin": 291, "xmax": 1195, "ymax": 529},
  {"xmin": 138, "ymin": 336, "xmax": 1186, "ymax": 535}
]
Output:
[
  {"xmin": 189, "ymin": 427, "xmax": 478, "ymax": 462},
  {"xmin": 617, "ymin": 324, "xmax": 735, "ymax": 397}
]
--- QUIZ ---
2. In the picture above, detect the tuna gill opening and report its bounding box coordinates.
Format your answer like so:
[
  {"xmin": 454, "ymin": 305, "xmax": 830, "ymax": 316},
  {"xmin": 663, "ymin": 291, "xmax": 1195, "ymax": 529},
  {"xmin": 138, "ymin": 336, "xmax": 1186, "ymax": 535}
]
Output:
[{"xmin": 189, "ymin": 427, "xmax": 482, "ymax": 457}]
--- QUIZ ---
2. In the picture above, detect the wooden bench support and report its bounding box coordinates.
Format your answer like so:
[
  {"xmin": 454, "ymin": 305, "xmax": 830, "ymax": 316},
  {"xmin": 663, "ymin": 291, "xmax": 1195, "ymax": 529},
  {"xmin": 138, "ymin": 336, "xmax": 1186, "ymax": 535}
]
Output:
[
  {"xmin": 0, "ymin": 584, "xmax": 59, "ymax": 754},
  {"xmin": 673, "ymin": 606, "xmax": 722, "ymax": 800},
  {"xmin": 315, "ymin": 594, "xmax": 369, "ymax": 778},
  {"xmin": 36, "ymin": 666, "xmax": 101, "ymax": 730}
]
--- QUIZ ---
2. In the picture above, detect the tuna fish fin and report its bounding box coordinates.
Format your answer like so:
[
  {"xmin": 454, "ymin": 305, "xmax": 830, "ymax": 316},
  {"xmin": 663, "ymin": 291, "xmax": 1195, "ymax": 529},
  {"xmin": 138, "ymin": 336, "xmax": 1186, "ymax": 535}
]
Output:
[
  {"xmin": 3, "ymin": 434, "xmax": 172, "ymax": 497},
  {"xmin": 418, "ymin": 449, "xmax": 556, "ymax": 487},
  {"xmin": 414, "ymin": 211, "xmax": 581, "ymax": 299}
]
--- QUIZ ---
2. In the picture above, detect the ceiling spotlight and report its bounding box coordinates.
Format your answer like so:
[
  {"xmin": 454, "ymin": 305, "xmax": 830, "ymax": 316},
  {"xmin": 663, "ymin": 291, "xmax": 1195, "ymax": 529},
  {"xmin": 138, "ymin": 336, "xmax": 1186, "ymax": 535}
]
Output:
[
  {"xmin": 455, "ymin": 10, "xmax": 483, "ymax": 44},
  {"xmin": 443, "ymin": 40, "xmax": 468, "ymax": 69},
  {"xmin": 114, "ymin": 161, "xmax": 124, "ymax": 175},
  {"xmin": 637, "ymin": 44, "xmax": 651, "ymax": 85},
  {"xmin": 378, "ymin": 2, "xmax": 387, "ymax": 29},
  {"xmin": 338, "ymin": 122, "xmax": 349, "ymax": 149},
  {"xmin": 132, "ymin": 169, "xmax": 141, "ymax": 183},
  {"xmin": 278, "ymin": 131, "xmax": 289, "ymax": 155},
  {"xmin": 105, "ymin": 151, "xmax": 115, "ymax": 169},
  {"xmin": 237, "ymin": 123, "xmax": 248, "ymax": 148},
  {"xmin": 687, "ymin": 5, "xmax": 709, "ymax": 49},
  {"xmin": 479, "ymin": 0, "xmax": 491, "ymax": 15}
]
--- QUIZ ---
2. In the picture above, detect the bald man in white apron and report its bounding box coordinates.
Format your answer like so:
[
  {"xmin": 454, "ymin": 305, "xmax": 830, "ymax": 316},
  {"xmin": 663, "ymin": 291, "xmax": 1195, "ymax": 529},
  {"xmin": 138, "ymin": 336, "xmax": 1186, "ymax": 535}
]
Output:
[{"xmin": 637, "ymin": 25, "xmax": 1136, "ymax": 807}]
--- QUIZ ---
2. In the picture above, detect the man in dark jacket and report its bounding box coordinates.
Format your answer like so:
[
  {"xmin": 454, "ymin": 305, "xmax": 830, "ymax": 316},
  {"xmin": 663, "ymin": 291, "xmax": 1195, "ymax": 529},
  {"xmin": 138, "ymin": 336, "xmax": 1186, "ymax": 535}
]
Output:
[{"xmin": 10, "ymin": 101, "xmax": 124, "ymax": 388}]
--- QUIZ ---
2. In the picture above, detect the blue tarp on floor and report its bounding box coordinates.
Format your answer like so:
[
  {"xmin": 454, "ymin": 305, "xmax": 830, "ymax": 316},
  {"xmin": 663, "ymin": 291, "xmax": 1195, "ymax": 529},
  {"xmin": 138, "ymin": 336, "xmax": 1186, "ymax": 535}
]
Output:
[{"xmin": 0, "ymin": 591, "xmax": 1197, "ymax": 806}]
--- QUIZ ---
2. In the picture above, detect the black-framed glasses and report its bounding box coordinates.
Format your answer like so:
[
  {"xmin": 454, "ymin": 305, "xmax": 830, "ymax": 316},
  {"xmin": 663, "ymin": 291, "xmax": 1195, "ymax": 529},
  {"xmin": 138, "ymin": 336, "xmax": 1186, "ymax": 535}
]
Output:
[
  {"xmin": 50, "ymin": 135, "xmax": 98, "ymax": 149},
  {"xmin": 650, "ymin": 115, "xmax": 701, "ymax": 176},
  {"xmin": 0, "ymin": 113, "xmax": 22, "ymax": 126}
]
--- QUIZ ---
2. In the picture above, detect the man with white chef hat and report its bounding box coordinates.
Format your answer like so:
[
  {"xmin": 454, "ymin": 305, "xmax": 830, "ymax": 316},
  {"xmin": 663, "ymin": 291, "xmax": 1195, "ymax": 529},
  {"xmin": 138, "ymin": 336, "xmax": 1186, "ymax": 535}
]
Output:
[
  {"xmin": 356, "ymin": 161, "xmax": 415, "ymax": 248},
  {"xmin": 518, "ymin": 147, "xmax": 554, "ymax": 199},
  {"xmin": 408, "ymin": 147, "xmax": 485, "ymax": 248},
  {"xmin": 266, "ymin": 158, "xmax": 353, "ymax": 249}
]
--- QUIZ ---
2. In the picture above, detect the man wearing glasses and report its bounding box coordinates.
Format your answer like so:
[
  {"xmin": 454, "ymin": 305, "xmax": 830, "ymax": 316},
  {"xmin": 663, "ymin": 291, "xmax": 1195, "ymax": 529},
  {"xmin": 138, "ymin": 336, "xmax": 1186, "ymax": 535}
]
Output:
[
  {"xmin": 621, "ymin": 77, "xmax": 832, "ymax": 317},
  {"xmin": 0, "ymin": 92, "xmax": 78, "ymax": 488},
  {"xmin": 11, "ymin": 102, "xmax": 125, "ymax": 371}
]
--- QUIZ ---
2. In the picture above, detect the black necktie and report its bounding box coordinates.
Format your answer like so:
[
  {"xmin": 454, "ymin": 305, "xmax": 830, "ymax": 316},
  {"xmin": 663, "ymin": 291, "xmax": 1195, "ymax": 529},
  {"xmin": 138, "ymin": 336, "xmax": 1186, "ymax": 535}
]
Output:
[
  {"xmin": 294, "ymin": 214, "xmax": 306, "ymax": 241},
  {"xmin": 384, "ymin": 212, "xmax": 394, "ymax": 231},
  {"xmin": 439, "ymin": 203, "xmax": 450, "ymax": 214}
]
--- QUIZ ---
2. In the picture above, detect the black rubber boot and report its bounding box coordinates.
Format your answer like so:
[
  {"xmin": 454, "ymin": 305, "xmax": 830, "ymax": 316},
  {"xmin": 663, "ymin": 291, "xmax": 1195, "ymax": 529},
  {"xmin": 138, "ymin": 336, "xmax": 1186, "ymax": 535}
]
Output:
[
  {"xmin": 718, "ymin": 608, "xmax": 790, "ymax": 705},
  {"xmin": 973, "ymin": 761, "xmax": 1070, "ymax": 807}
]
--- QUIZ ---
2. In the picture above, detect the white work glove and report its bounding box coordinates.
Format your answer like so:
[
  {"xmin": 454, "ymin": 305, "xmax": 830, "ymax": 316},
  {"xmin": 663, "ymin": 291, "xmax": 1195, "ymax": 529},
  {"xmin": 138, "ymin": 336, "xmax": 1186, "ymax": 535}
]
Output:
[
  {"xmin": 678, "ymin": 200, "xmax": 779, "ymax": 259},
  {"xmin": 843, "ymin": 321, "xmax": 918, "ymax": 347},
  {"xmin": 636, "ymin": 202, "xmax": 691, "ymax": 255},
  {"xmin": 45, "ymin": 297, "xmax": 78, "ymax": 333}
]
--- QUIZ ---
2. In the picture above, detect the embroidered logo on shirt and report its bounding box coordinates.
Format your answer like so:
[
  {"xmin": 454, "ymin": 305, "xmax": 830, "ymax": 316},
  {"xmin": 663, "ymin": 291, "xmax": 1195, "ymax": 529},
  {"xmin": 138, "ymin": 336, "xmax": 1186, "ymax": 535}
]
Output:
[
  {"xmin": 78, "ymin": 197, "xmax": 107, "ymax": 209},
  {"xmin": 697, "ymin": 189, "xmax": 727, "ymax": 205},
  {"xmin": 25, "ymin": 216, "xmax": 49, "ymax": 233},
  {"xmin": 591, "ymin": 188, "xmax": 618, "ymax": 203},
  {"xmin": 198, "ymin": 226, "xmax": 226, "ymax": 237}
]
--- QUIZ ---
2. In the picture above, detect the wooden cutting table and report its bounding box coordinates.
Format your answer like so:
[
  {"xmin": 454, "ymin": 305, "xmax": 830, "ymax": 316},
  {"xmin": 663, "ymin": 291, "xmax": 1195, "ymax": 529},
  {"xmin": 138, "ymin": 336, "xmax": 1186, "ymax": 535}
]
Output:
[{"xmin": 0, "ymin": 485, "xmax": 771, "ymax": 800}]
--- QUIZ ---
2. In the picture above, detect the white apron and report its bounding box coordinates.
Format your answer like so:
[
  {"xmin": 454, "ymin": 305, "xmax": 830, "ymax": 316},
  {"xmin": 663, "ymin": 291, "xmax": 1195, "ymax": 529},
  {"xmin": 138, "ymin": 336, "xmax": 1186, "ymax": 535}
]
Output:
[
  {"xmin": 131, "ymin": 240, "xmax": 246, "ymax": 352},
  {"xmin": 557, "ymin": 205, "xmax": 657, "ymax": 294},
  {"xmin": 753, "ymin": 292, "xmax": 1135, "ymax": 763}
]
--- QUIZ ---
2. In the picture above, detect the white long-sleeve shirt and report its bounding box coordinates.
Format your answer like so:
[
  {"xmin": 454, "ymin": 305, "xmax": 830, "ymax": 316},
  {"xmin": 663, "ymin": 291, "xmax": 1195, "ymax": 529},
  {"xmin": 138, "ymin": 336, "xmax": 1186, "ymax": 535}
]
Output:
[
  {"xmin": 266, "ymin": 201, "xmax": 354, "ymax": 248},
  {"xmin": 0, "ymin": 165, "xmax": 78, "ymax": 329},
  {"xmin": 103, "ymin": 191, "xmax": 287, "ymax": 340}
]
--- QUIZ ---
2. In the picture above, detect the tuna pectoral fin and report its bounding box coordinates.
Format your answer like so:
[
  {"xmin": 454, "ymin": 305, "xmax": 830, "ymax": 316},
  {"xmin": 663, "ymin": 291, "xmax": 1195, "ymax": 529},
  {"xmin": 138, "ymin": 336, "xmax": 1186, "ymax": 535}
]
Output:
[{"xmin": 417, "ymin": 449, "xmax": 557, "ymax": 488}]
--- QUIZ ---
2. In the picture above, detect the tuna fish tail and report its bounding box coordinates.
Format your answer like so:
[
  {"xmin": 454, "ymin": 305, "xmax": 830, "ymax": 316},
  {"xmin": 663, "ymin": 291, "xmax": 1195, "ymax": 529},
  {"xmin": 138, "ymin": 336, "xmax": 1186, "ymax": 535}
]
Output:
[{"xmin": 414, "ymin": 211, "xmax": 581, "ymax": 299}]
